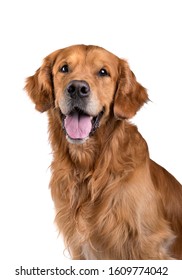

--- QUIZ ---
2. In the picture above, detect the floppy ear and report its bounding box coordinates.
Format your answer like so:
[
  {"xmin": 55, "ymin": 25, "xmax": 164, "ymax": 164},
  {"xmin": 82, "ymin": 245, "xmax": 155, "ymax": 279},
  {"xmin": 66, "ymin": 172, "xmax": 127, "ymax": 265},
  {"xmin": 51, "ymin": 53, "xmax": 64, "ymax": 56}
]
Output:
[
  {"xmin": 25, "ymin": 56, "xmax": 55, "ymax": 112},
  {"xmin": 114, "ymin": 59, "xmax": 148, "ymax": 119}
]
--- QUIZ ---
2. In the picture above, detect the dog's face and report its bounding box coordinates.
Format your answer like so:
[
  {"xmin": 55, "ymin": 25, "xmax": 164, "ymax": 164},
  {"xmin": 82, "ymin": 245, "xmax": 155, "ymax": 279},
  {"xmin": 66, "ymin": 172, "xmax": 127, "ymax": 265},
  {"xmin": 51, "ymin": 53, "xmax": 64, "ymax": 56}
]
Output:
[
  {"xmin": 53, "ymin": 45, "xmax": 120, "ymax": 143},
  {"xmin": 25, "ymin": 45, "xmax": 148, "ymax": 144}
]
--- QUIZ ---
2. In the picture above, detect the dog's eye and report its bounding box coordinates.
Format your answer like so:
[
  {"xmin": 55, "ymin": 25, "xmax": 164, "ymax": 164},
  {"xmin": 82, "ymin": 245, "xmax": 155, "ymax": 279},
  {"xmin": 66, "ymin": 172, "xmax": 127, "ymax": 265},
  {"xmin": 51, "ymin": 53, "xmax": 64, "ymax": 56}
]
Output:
[
  {"xmin": 59, "ymin": 64, "xmax": 69, "ymax": 73},
  {"xmin": 98, "ymin": 68, "xmax": 109, "ymax": 77}
]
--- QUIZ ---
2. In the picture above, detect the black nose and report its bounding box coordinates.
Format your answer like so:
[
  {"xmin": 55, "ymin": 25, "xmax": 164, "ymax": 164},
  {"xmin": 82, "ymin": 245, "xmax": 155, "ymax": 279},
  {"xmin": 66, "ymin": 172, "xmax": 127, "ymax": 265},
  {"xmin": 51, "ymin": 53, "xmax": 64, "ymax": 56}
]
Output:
[{"xmin": 66, "ymin": 80, "xmax": 90, "ymax": 98}]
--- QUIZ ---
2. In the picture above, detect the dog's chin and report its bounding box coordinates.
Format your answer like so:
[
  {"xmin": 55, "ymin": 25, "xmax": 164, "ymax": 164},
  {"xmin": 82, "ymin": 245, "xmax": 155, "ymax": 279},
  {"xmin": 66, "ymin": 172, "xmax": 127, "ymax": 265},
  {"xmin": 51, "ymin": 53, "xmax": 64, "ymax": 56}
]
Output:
[
  {"xmin": 61, "ymin": 107, "xmax": 104, "ymax": 145},
  {"xmin": 66, "ymin": 135, "xmax": 89, "ymax": 145}
]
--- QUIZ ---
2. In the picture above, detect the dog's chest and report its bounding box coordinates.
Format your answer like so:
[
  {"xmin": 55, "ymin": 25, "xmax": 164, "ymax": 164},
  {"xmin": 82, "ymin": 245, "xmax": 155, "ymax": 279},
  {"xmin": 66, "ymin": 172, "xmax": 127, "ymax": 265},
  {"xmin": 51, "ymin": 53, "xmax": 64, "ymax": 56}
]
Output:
[{"xmin": 71, "ymin": 183, "xmax": 123, "ymax": 255}]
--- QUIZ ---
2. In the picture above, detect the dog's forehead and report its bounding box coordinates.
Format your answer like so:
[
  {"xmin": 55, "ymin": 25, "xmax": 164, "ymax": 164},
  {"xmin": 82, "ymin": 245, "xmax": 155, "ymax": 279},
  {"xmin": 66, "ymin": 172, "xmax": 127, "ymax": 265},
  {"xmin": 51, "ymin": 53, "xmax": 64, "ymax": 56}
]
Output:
[
  {"xmin": 54, "ymin": 45, "xmax": 119, "ymax": 68},
  {"xmin": 87, "ymin": 47, "xmax": 119, "ymax": 66}
]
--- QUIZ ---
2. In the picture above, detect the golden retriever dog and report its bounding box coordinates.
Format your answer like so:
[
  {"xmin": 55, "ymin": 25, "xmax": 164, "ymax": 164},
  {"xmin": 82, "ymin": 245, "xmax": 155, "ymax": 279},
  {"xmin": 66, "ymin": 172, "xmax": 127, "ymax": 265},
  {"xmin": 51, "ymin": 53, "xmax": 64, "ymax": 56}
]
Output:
[{"xmin": 25, "ymin": 45, "xmax": 182, "ymax": 259}]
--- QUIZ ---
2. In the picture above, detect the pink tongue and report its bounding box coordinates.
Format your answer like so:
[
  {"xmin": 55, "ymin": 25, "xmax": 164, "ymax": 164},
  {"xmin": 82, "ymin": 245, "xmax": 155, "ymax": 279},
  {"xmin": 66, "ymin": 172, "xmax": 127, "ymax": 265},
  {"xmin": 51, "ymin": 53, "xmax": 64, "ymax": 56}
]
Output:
[{"xmin": 64, "ymin": 111, "xmax": 92, "ymax": 139}]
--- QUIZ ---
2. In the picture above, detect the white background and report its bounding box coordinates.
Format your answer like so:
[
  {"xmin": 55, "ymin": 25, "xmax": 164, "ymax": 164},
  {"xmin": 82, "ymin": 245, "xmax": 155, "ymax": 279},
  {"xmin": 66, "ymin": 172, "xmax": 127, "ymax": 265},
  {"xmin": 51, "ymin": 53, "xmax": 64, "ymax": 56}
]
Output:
[{"xmin": 0, "ymin": 0, "xmax": 182, "ymax": 277}]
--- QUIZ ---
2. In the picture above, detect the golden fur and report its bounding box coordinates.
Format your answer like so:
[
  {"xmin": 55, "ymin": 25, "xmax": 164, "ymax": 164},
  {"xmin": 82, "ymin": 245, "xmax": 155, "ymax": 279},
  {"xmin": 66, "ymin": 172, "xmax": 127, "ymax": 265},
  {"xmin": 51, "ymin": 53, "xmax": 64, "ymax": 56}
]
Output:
[{"xmin": 25, "ymin": 45, "xmax": 182, "ymax": 259}]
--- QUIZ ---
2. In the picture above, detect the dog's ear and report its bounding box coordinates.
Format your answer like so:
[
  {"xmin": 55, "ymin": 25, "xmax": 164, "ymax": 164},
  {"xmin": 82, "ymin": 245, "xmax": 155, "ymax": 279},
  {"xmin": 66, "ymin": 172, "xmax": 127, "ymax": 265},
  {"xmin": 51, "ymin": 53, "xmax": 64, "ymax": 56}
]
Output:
[
  {"xmin": 114, "ymin": 59, "xmax": 148, "ymax": 119},
  {"xmin": 25, "ymin": 55, "xmax": 56, "ymax": 112}
]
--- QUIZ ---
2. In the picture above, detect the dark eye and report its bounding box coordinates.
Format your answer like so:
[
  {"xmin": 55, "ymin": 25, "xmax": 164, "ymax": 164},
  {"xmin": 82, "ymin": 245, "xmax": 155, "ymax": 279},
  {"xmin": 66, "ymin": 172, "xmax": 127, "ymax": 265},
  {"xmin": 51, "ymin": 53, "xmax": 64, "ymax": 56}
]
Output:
[
  {"xmin": 98, "ymin": 68, "xmax": 109, "ymax": 77},
  {"xmin": 59, "ymin": 64, "xmax": 69, "ymax": 73}
]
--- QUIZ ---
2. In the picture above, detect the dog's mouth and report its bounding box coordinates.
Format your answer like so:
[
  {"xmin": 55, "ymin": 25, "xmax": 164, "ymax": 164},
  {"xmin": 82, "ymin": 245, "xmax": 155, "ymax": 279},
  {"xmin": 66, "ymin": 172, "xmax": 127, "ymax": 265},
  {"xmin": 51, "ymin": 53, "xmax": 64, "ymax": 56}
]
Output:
[{"xmin": 61, "ymin": 107, "xmax": 104, "ymax": 144}]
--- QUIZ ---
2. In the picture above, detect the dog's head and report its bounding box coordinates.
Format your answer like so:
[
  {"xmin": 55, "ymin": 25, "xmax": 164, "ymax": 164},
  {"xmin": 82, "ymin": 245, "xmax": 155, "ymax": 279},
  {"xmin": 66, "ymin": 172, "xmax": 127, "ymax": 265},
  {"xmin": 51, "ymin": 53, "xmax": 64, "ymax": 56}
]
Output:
[{"xmin": 25, "ymin": 45, "xmax": 148, "ymax": 144}]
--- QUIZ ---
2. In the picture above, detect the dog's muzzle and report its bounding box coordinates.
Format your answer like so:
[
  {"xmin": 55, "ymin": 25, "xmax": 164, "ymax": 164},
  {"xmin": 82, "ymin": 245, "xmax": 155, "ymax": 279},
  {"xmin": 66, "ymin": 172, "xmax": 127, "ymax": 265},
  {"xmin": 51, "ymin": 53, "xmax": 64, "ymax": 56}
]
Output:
[{"xmin": 60, "ymin": 80, "xmax": 104, "ymax": 144}]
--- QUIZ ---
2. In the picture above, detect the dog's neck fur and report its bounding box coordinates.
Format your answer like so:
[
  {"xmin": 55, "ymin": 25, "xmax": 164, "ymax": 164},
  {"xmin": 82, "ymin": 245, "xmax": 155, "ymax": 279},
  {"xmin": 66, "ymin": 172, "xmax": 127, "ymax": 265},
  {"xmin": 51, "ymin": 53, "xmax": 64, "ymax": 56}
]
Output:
[{"xmin": 48, "ymin": 108, "xmax": 148, "ymax": 196}]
